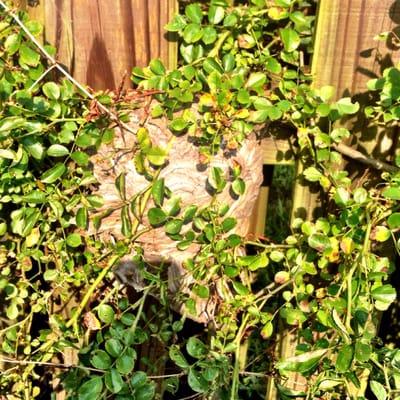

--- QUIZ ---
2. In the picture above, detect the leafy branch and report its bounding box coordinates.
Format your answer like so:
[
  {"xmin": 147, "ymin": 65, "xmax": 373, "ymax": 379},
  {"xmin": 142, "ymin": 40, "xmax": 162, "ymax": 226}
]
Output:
[{"xmin": 0, "ymin": 0, "xmax": 137, "ymax": 136}]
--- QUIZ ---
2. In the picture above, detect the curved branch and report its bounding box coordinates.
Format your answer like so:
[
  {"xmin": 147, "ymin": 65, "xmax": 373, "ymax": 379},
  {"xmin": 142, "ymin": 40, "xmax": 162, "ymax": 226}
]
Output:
[{"xmin": 333, "ymin": 143, "xmax": 399, "ymax": 173}]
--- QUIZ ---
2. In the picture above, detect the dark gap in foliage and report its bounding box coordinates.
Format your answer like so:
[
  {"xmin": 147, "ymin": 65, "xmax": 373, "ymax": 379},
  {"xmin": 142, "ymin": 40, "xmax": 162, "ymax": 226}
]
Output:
[
  {"xmin": 378, "ymin": 255, "xmax": 400, "ymax": 347},
  {"xmin": 265, "ymin": 165, "xmax": 295, "ymax": 243}
]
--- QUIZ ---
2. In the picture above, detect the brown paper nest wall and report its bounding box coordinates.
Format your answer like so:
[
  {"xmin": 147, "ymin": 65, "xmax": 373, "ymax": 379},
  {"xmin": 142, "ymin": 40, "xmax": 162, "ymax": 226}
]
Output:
[{"xmin": 89, "ymin": 101, "xmax": 264, "ymax": 323}]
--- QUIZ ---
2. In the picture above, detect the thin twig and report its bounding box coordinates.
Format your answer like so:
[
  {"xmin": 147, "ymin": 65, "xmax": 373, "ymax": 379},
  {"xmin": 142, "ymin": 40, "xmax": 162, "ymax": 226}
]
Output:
[
  {"xmin": 1, "ymin": 357, "xmax": 103, "ymax": 373},
  {"xmin": 333, "ymin": 143, "xmax": 399, "ymax": 173},
  {"xmin": 1, "ymin": 357, "xmax": 184, "ymax": 380},
  {"xmin": 0, "ymin": 1, "xmax": 136, "ymax": 135},
  {"xmin": 176, "ymin": 394, "xmax": 202, "ymax": 400},
  {"xmin": 147, "ymin": 372, "xmax": 184, "ymax": 379},
  {"xmin": 239, "ymin": 371, "xmax": 272, "ymax": 378},
  {"xmin": 245, "ymin": 241, "xmax": 293, "ymax": 249},
  {"xmin": 28, "ymin": 64, "xmax": 57, "ymax": 91},
  {"xmin": 65, "ymin": 255, "xmax": 120, "ymax": 331}
]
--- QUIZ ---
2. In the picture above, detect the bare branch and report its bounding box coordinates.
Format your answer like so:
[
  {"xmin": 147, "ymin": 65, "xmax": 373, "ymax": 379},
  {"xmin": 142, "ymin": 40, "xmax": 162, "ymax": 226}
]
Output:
[
  {"xmin": 333, "ymin": 143, "xmax": 399, "ymax": 173},
  {"xmin": 1, "ymin": 357, "xmax": 184, "ymax": 379}
]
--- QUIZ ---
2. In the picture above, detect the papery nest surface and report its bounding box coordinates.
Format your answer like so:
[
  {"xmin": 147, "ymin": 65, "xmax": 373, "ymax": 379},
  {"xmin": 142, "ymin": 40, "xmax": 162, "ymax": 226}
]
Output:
[{"xmin": 90, "ymin": 101, "xmax": 264, "ymax": 322}]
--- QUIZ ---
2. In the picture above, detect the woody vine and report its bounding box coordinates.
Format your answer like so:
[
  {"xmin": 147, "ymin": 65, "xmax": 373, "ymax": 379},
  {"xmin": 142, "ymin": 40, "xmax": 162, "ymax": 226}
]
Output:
[{"xmin": 1, "ymin": 1, "xmax": 400, "ymax": 400}]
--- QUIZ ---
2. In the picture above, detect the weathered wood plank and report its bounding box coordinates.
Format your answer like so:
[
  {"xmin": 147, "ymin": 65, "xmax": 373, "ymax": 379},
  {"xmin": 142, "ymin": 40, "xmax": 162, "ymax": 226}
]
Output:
[
  {"xmin": 313, "ymin": 0, "xmax": 400, "ymax": 158},
  {"xmin": 313, "ymin": 0, "xmax": 400, "ymax": 97},
  {"xmin": 249, "ymin": 136, "xmax": 293, "ymax": 251},
  {"xmin": 260, "ymin": 138, "xmax": 294, "ymax": 165},
  {"xmin": 249, "ymin": 186, "xmax": 269, "ymax": 236},
  {"xmin": 291, "ymin": 0, "xmax": 400, "ymax": 258},
  {"xmin": 249, "ymin": 137, "xmax": 293, "ymax": 257},
  {"xmin": 22, "ymin": 0, "xmax": 178, "ymax": 90}
]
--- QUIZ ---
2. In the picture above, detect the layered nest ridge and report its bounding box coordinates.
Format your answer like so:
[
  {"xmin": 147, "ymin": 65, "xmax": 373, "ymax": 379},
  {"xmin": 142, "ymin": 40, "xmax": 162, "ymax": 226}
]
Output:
[{"xmin": 90, "ymin": 100, "xmax": 264, "ymax": 321}]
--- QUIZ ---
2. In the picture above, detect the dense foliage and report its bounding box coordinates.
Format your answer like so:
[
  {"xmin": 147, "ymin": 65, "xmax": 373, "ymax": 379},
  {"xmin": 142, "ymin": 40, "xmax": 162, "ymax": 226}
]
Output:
[{"xmin": 1, "ymin": 0, "xmax": 400, "ymax": 399}]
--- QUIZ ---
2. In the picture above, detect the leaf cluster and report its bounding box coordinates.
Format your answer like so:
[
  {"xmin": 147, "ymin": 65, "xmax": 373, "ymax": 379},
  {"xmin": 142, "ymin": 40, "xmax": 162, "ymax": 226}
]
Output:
[{"xmin": 3, "ymin": 1, "xmax": 400, "ymax": 400}]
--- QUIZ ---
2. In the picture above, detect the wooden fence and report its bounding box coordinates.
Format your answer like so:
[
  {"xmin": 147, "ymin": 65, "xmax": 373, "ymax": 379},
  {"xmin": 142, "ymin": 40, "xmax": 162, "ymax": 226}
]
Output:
[
  {"xmin": 19, "ymin": 0, "xmax": 400, "ymax": 398},
  {"xmin": 17, "ymin": 0, "xmax": 178, "ymax": 88}
]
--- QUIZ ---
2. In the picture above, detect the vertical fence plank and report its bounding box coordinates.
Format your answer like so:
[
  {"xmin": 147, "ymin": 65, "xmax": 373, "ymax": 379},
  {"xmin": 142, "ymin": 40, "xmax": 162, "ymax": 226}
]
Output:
[
  {"xmin": 131, "ymin": 0, "xmax": 150, "ymax": 70},
  {"xmin": 243, "ymin": 166, "xmax": 274, "ymax": 375},
  {"xmin": 249, "ymin": 166, "xmax": 274, "ymax": 238},
  {"xmin": 313, "ymin": 0, "xmax": 400, "ymax": 97},
  {"xmin": 22, "ymin": 0, "xmax": 178, "ymax": 90},
  {"xmin": 248, "ymin": 187, "xmax": 270, "ymax": 236},
  {"xmin": 313, "ymin": 0, "xmax": 400, "ymax": 159}
]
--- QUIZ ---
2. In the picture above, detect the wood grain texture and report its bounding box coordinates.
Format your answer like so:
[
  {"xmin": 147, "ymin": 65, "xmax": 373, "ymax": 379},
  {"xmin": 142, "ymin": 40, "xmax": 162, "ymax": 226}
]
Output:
[
  {"xmin": 22, "ymin": 0, "xmax": 178, "ymax": 90},
  {"xmin": 249, "ymin": 187, "xmax": 269, "ymax": 236},
  {"xmin": 313, "ymin": 0, "xmax": 400, "ymax": 97},
  {"xmin": 313, "ymin": 0, "xmax": 400, "ymax": 157},
  {"xmin": 260, "ymin": 137, "xmax": 294, "ymax": 165}
]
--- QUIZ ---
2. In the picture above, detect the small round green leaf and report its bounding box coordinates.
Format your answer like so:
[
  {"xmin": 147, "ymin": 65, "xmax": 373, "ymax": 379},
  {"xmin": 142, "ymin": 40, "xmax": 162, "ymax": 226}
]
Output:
[
  {"xmin": 42, "ymin": 82, "xmax": 61, "ymax": 100},
  {"xmin": 221, "ymin": 217, "xmax": 237, "ymax": 233},
  {"xmin": 146, "ymin": 146, "xmax": 167, "ymax": 166},
  {"xmin": 70, "ymin": 151, "xmax": 88, "ymax": 167},
  {"xmin": 148, "ymin": 207, "xmax": 167, "ymax": 226},
  {"xmin": 383, "ymin": 186, "xmax": 400, "ymax": 200},
  {"xmin": 116, "ymin": 348, "xmax": 136, "ymax": 375},
  {"xmin": 370, "ymin": 380, "xmax": 387, "ymax": 400},
  {"xmin": 41, "ymin": 163, "xmax": 66, "ymax": 183},
  {"xmin": 246, "ymin": 72, "xmax": 266, "ymax": 90},
  {"xmin": 277, "ymin": 348, "xmax": 327, "ymax": 374},
  {"xmin": 19, "ymin": 43, "xmax": 40, "ymax": 66},
  {"xmin": 208, "ymin": 5, "xmax": 225, "ymax": 24},
  {"xmin": 371, "ymin": 285, "xmax": 396, "ymax": 305},
  {"xmin": 130, "ymin": 371, "xmax": 148, "ymax": 387},
  {"xmin": 47, "ymin": 144, "xmax": 69, "ymax": 157},
  {"xmin": 336, "ymin": 97, "xmax": 360, "ymax": 115},
  {"xmin": 280, "ymin": 28, "xmax": 300, "ymax": 52},
  {"xmin": 149, "ymin": 58, "xmax": 166, "ymax": 75},
  {"xmin": 169, "ymin": 345, "xmax": 189, "ymax": 369},
  {"xmin": 105, "ymin": 338, "xmax": 123, "ymax": 358},
  {"xmin": 97, "ymin": 304, "xmax": 115, "ymax": 324},
  {"xmin": 388, "ymin": 212, "xmax": 400, "ymax": 229},
  {"xmin": 135, "ymin": 383, "xmax": 156, "ymax": 400},
  {"xmin": 202, "ymin": 26, "xmax": 217, "ymax": 44},
  {"xmin": 308, "ymin": 234, "xmax": 332, "ymax": 252},
  {"xmin": 188, "ymin": 368, "xmax": 208, "ymax": 393},
  {"xmin": 185, "ymin": 3, "xmax": 203, "ymax": 24},
  {"xmin": 193, "ymin": 285, "xmax": 209, "ymax": 299},
  {"xmin": 66, "ymin": 233, "xmax": 82, "ymax": 248},
  {"xmin": 77, "ymin": 377, "xmax": 103, "ymax": 400},
  {"xmin": 335, "ymin": 344, "xmax": 354, "ymax": 373},
  {"xmin": 151, "ymin": 178, "xmax": 165, "ymax": 206},
  {"xmin": 165, "ymin": 219, "xmax": 183, "ymax": 235},
  {"xmin": 90, "ymin": 350, "xmax": 112, "ymax": 370},
  {"xmin": 76, "ymin": 207, "xmax": 88, "ymax": 229},
  {"xmin": 104, "ymin": 368, "xmax": 124, "ymax": 394},
  {"xmin": 303, "ymin": 167, "xmax": 322, "ymax": 182},
  {"xmin": 169, "ymin": 117, "xmax": 189, "ymax": 132},
  {"xmin": 4, "ymin": 33, "xmax": 20, "ymax": 55}
]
